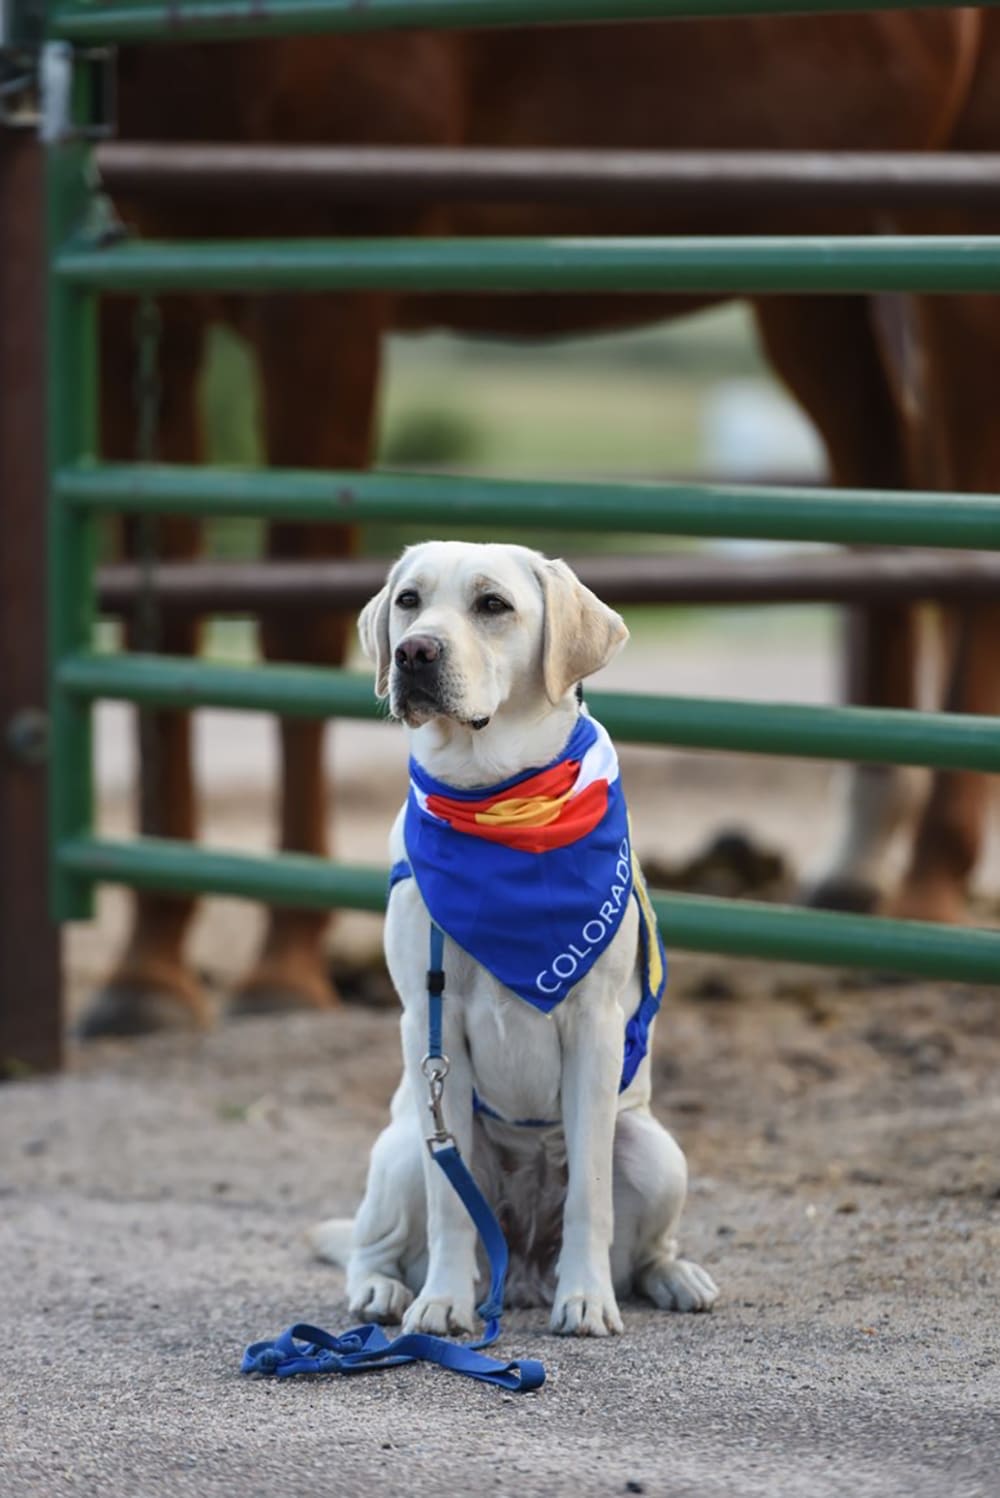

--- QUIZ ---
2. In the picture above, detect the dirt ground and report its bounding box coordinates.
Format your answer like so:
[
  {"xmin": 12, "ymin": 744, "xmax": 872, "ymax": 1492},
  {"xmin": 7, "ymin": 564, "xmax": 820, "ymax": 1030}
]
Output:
[{"xmin": 3, "ymin": 633, "xmax": 999, "ymax": 1498}]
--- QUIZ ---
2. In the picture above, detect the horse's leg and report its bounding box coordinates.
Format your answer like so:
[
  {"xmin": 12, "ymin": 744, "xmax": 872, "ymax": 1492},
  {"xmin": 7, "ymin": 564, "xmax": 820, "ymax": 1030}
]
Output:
[
  {"xmin": 229, "ymin": 293, "xmax": 386, "ymax": 1014},
  {"xmin": 885, "ymin": 294, "xmax": 1000, "ymax": 924},
  {"xmin": 888, "ymin": 605, "xmax": 1000, "ymax": 923},
  {"xmin": 752, "ymin": 295, "xmax": 921, "ymax": 912},
  {"xmin": 80, "ymin": 297, "xmax": 210, "ymax": 1037}
]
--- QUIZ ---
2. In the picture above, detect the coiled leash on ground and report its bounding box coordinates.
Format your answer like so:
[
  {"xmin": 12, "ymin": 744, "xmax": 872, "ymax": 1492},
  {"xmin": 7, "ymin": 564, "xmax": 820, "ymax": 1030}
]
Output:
[{"xmin": 242, "ymin": 920, "xmax": 546, "ymax": 1392}]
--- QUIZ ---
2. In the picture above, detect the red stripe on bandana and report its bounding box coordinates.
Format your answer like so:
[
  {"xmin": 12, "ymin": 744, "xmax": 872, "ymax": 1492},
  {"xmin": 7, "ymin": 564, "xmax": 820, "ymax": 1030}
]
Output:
[{"xmin": 426, "ymin": 758, "xmax": 609, "ymax": 853}]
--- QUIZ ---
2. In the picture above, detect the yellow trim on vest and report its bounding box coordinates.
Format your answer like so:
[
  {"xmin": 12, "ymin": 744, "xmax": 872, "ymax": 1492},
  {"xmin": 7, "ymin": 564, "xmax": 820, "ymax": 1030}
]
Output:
[{"xmin": 631, "ymin": 848, "xmax": 664, "ymax": 998}]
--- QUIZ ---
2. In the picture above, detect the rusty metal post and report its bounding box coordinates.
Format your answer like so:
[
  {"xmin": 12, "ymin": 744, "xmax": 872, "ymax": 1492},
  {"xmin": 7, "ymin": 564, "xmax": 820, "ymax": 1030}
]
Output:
[{"xmin": 0, "ymin": 124, "xmax": 63, "ymax": 1074}]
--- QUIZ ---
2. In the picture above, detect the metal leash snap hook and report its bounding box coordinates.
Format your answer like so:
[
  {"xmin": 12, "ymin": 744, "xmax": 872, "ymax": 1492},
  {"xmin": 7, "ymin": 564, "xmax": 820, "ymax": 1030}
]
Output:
[{"xmin": 421, "ymin": 1053, "xmax": 455, "ymax": 1152}]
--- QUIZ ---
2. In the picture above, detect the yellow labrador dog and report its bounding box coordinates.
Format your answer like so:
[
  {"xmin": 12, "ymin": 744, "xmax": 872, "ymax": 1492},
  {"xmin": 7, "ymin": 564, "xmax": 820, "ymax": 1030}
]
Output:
[{"xmin": 311, "ymin": 541, "xmax": 717, "ymax": 1336}]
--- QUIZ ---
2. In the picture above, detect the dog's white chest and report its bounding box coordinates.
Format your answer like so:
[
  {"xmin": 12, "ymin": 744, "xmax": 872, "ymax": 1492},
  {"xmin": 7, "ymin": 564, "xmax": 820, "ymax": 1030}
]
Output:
[{"xmin": 464, "ymin": 977, "xmax": 564, "ymax": 1125}]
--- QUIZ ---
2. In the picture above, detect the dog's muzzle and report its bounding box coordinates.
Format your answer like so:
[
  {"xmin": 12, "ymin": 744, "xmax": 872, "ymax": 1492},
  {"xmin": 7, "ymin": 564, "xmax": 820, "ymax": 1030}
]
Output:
[
  {"xmin": 392, "ymin": 634, "xmax": 490, "ymax": 729},
  {"xmin": 393, "ymin": 633, "xmax": 444, "ymax": 719}
]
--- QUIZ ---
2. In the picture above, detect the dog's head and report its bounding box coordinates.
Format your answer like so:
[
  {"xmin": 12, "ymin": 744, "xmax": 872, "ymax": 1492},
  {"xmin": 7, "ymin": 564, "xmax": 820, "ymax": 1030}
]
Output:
[{"xmin": 359, "ymin": 541, "xmax": 627, "ymax": 730}]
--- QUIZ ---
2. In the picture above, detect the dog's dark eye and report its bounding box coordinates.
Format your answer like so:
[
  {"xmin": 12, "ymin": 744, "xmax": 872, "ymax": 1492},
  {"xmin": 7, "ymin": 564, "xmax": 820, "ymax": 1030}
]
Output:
[
  {"xmin": 395, "ymin": 590, "xmax": 420, "ymax": 610},
  {"xmin": 475, "ymin": 593, "xmax": 513, "ymax": 616}
]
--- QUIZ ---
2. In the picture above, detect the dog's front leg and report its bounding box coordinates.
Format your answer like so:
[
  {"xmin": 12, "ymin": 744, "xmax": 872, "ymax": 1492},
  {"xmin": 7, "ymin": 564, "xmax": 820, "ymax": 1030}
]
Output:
[
  {"xmin": 552, "ymin": 986, "xmax": 625, "ymax": 1336},
  {"xmin": 398, "ymin": 1006, "xmax": 480, "ymax": 1336}
]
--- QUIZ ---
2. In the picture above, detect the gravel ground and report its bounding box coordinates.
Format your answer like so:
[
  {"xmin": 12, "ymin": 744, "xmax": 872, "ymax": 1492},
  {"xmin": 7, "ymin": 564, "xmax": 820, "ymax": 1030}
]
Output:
[{"xmin": 3, "ymin": 958, "xmax": 998, "ymax": 1498}]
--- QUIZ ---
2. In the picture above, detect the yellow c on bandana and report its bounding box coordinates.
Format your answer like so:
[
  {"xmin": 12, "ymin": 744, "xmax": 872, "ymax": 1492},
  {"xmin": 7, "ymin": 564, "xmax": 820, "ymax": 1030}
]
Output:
[{"xmin": 476, "ymin": 793, "xmax": 572, "ymax": 829}]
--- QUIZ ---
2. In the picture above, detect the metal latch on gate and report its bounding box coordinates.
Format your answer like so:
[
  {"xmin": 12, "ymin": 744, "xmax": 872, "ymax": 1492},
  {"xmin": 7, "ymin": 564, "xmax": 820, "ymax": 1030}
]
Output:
[
  {"xmin": 1, "ymin": 23, "xmax": 116, "ymax": 140},
  {"xmin": 40, "ymin": 40, "xmax": 116, "ymax": 144}
]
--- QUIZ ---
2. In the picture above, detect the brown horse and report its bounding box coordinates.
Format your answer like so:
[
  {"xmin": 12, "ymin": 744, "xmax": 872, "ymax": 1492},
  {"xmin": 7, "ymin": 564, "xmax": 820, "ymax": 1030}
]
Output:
[{"xmin": 86, "ymin": 9, "xmax": 998, "ymax": 1034}]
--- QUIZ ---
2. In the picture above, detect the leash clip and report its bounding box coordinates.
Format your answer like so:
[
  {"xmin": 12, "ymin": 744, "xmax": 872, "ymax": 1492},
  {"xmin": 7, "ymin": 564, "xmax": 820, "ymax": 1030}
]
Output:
[{"xmin": 421, "ymin": 1054, "xmax": 455, "ymax": 1153}]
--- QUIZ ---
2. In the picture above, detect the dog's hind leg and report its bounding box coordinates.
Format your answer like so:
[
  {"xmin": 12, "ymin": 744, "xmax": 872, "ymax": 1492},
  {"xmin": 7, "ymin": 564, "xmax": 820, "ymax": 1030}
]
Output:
[
  {"xmin": 611, "ymin": 1107, "xmax": 718, "ymax": 1313},
  {"xmin": 310, "ymin": 1083, "xmax": 428, "ymax": 1324}
]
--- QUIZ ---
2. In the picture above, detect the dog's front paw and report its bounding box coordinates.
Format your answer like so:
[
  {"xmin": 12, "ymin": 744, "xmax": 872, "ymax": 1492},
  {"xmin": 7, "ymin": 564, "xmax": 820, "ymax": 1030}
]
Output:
[
  {"xmin": 638, "ymin": 1255, "xmax": 718, "ymax": 1312},
  {"xmin": 402, "ymin": 1292, "xmax": 477, "ymax": 1337},
  {"xmin": 348, "ymin": 1272, "xmax": 413, "ymax": 1325},
  {"xmin": 550, "ymin": 1284, "xmax": 624, "ymax": 1337}
]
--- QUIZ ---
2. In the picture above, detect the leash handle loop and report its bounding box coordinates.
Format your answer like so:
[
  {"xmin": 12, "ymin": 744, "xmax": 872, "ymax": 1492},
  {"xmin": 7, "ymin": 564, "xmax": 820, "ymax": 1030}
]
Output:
[{"xmin": 242, "ymin": 1322, "xmax": 544, "ymax": 1391}]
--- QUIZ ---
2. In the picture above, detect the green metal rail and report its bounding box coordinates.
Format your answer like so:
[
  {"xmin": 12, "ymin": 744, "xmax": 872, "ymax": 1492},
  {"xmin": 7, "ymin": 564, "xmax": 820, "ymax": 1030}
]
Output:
[
  {"xmin": 48, "ymin": 117, "xmax": 97, "ymax": 925},
  {"xmin": 47, "ymin": 0, "xmax": 1000, "ymax": 46},
  {"xmin": 55, "ymin": 235, "xmax": 1000, "ymax": 295},
  {"xmin": 55, "ymin": 836, "xmax": 1000, "ymax": 986},
  {"xmin": 57, "ymin": 654, "xmax": 1000, "ymax": 773},
  {"xmin": 59, "ymin": 463, "xmax": 1000, "ymax": 549},
  {"xmin": 43, "ymin": 1, "xmax": 1000, "ymax": 980}
]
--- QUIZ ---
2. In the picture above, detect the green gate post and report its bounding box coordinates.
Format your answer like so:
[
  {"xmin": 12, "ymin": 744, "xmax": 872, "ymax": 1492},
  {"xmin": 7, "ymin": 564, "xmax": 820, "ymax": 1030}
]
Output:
[{"xmin": 46, "ymin": 43, "xmax": 99, "ymax": 923}]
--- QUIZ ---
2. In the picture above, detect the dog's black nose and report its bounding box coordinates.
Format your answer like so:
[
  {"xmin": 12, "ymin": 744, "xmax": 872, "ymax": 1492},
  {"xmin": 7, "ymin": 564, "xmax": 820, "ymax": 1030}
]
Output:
[{"xmin": 394, "ymin": 634, "xmax": 442, "ymax": 673}]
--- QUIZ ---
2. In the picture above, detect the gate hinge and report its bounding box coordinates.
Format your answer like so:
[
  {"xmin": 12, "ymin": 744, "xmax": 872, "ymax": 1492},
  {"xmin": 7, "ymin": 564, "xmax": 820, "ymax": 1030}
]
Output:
[{"xmin": 5, "ymin": 708, "xmax": 49, "ymax": 767}]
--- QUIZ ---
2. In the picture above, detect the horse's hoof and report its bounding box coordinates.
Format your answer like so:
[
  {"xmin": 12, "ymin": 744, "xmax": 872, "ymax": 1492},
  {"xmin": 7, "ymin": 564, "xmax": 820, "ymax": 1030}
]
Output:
[
  {"xmin": 882, "ymin": 884, "xmax": 968, "ymax": 927},
  {"xmin": 76, "ymin": 965, "xmax": 212, "ymax": 1039},
  {"xmin": 226, "ymin": 961, "xmax": 339, "ymax": 1019},
  {"xmin": 800, "ymin": 877, "xmax": 879, "ymax": 915}
]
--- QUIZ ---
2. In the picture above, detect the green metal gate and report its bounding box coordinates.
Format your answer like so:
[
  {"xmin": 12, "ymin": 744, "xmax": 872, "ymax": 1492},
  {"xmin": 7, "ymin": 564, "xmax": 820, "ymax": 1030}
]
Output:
[{"xmin": 42, "ymin": 0, "xmax": 1000, "ymax": 988}]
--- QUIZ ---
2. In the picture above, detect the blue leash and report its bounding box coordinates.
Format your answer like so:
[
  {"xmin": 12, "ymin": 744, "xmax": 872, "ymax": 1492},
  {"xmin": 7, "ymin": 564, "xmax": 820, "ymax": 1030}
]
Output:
[{"xmin": 242, "ymin": 921, "xmax": 545, "ymax": 1393}]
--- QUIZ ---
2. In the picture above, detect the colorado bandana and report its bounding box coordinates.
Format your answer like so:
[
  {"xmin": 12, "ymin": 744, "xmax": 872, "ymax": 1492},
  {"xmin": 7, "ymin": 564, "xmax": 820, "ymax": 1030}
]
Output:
[{"xmin": 401, "ymin": 715, "xmax": 666, "ymax": 1047}]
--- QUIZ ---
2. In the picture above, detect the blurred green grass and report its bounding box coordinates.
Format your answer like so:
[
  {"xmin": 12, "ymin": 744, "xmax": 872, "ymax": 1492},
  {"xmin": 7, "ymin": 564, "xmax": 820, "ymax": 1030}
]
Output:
[{"xmin": 196, "ymin": 303, "xmax": 771, "ymax": 561}]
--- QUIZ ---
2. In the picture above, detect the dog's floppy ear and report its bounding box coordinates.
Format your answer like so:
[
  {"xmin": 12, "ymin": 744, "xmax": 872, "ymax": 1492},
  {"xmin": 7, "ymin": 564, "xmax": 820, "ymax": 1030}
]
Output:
[
  {"xmin": 358, "ymin": 578, "xmax": 394, "ymax": 698},
  {"xmin": 535, "ymin": 557, "xmax": 629, "ymax": 703}
]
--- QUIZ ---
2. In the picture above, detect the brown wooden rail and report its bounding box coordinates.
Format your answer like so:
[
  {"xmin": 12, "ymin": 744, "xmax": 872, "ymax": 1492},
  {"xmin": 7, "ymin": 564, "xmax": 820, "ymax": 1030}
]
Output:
[
  {"xmin": 97, "ymin": 549, "xmax": 1000, "ymax": 619},
  {"xmin": 96, "ymin": 145, "xmax": 1000, "ymax": 212}
]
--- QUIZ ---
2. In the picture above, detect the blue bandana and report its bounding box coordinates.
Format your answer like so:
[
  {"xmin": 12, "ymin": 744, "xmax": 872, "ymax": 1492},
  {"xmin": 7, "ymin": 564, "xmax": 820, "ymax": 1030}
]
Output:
[{"xmin": 392, "ymin": 714, "xmax": 666, "ymax": 1101}]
